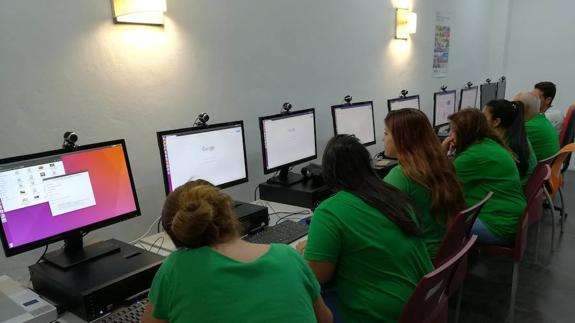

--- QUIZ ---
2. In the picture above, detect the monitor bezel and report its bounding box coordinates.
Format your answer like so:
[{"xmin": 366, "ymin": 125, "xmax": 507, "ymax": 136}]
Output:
[
  {"xmin": 480, "ymin": 82, "xmax": 498, "ymax": 110},
  {"xmin": 0, "ymin": 139, "xmax": 141, "ymax": 257},
  {"xmin": 156, "ymin": 120, "xmax": 249, "ymax": 195},
  {"xmin": 433, "ymin": 90, "xmax": 457, "ymax": 128},
  {"xmin": 496, "ymin": 79, "xmax": 506, "ymax": 100},
  {"xmin": 331, "ymin": 101, "xmax": 376, "ymax": 147},
  {"xmin": 458, "ymin": 86, "xmax": 479, "ymax": 111},
  {"xmin": 258, "ymin": 108, "xmax": 318, "ymax": 175},
  {"xmin": 387, "ymin": 95, "xmax": 421, "ymax": 112}
]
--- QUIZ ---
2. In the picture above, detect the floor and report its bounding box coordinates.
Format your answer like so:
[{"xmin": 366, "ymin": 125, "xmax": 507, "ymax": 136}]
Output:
[{"xmin": 454, "ymin": 171, "xmax": 575, "ymax": 323}]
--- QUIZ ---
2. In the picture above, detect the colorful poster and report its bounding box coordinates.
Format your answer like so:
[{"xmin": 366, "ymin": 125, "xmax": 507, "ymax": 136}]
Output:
[{"xmin": 433, "ymin": 13, "xmax": 451, "ymax": 78}]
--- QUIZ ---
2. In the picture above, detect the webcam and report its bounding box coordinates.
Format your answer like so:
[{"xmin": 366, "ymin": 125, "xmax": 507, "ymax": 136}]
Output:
[
  {"xmin": 194, "ymin": 113, "xmax": 210, "ymax": 127},
  {"xmin": 63, "ymin": 131, "xmax": 79, "ymax": 150}
]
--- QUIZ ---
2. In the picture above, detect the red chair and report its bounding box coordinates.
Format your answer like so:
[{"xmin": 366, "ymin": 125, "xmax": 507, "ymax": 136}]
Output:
[
  {"xmin": 433, "ymin": 192, "xmax": 493, "ymax": 323},
  {"xmin": 559, "ymin": 105, "xmax": 574, "ymax": 149},
  {"xmin": 399, "ymin": 235, "xmax": 478, "ymax": 323},
  {"xmin": 478, "ymin": 164, "xmax": 550, "ymax": 323},
  {"xmin": 524, "ymin": 164, "xmax": 553, "ymax": 257}
]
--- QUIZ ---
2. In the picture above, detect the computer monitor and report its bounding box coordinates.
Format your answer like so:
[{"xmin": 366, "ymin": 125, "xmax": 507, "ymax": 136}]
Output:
[
  {"xmin": 459, "ymin": 86, "xmax": 479, "ymax": 110},
  {"xmin": 331, "ymin": 101, "xmax": 376, "ymax": 146},
  {"xmin": 259, "ymin": 108, "xmax": 317, "ymax": 186},
  {"xmin": 0, "ymin": 140, "xmax": 140, "ymax": 265},
  {"xmin": 157, "ymin": 121, "xmax": 249, "ymax": 194},
  {"xmin": 433, "ymin": 90, "xmax": 457, "ymax": 128},
  {"xmin": 387, "ymin": 95, "xmax": 420, "ymax": 112},
  {"xmin": 497, "ymin": 78, "xmax": 506, "ymax": 100},
  {"xmin": 480, "ymin": 82, "xmax": 498, "ymax": 109}
]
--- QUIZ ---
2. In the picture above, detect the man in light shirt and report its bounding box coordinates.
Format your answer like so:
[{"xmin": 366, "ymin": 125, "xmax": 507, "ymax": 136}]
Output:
[{"xmin": 533, "ymin": 81, "xmax": 563, "ymax": 135}]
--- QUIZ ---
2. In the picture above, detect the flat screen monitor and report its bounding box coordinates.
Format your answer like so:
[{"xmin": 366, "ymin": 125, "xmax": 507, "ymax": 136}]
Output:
[
  {"xmin": 259, "ymin": 109, "xmax": 317, "ymax": 175},
  {"xmin": 0, "ymin": 140, "xmax": 140, "ymax": 257},
  {"xmin": 497, "ymin": 79, "xmax": 506, "ymax": 99},
  {"xmin": 459, "ymin": 86, "xmax": 479, "ymax": 110},
  {"xmin": 433, "ymin": 90, "xmax": 457, "ymax": 127},
  {"xmin": 387, "ymin": 95, "xmax": 420, "ymax": 112},
  {"xmin": 157, "ymin": 121, "xmax": 249, "ymax": 194},
  {"xmin": 331, "ymin": 101, "xmax": 376, "ymax": 146},
  {"xmin": 480, "ymin": 82, "xmax": 498, "ymax": 109}
]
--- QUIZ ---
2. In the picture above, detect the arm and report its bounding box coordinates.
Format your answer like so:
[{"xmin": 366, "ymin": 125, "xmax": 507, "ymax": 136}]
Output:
[
  {"xmin": 313, "ymin": 296, "xmax": 334, "ymax": 323},
  {"xmin": 142, "ymin": 303, "xmax": 168, "ymax": 323},
  {"xmin": 307, "ymin": 260, "xmax": 336, "ymax": 285}
]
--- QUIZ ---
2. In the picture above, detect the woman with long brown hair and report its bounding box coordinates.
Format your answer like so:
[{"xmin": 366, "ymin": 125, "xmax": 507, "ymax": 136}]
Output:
[
  {"xmin": 383, "ymin": 108, "xmax": 466, "ymax": 258},
  {"xmin": 444, "ymin": 108, "xmax": 526, "ymax": 245},
  {"xmin": 142, "ymin": 180, "xmax": 332, "ymax": 323}
]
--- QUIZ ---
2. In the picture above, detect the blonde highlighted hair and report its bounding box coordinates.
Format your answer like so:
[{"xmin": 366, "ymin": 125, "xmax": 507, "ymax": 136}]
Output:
[{"xmin": 161, "ymin": 180, "xmax": 243, "ymax": 249}]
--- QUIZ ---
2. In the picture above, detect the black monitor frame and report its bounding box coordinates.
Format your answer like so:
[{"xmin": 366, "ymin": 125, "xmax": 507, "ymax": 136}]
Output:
[
  {"xmin": 258, "ymin": 108, "xmax": 317, "ymax": 175},
  {"xmin": 387, "ymin": 95, "xmax": 421, "ymax": 112},
  {"xmin": 497, "ymin": 79, "xmax": 507, "ymax": 100},
  {"xmin": 433, "ymin": 90, "xmax": 457, "ymax": 128},
  {"xmin": 331, "ymin": 101, "xmax": 376, "ymax": 146},
  {"xmin": 0, "ymin": 139, "xmax": 141, "ymax": 258},
  {"xmin": 480, "ymin": 82, "xmax": 498, "ymax": 110},
  {"xmin": 459, "ymin": 86, "xmax": 479, "ymax": 110},
  {"xmin": 156, "ymin": 121, "xmax": 249, "ymax": 195}
]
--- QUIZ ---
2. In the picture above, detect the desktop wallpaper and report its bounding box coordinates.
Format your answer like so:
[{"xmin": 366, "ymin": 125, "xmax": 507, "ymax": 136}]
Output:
[{"xmin": 1, "ymin": 145, "xmax": 138, "ymax": 249}]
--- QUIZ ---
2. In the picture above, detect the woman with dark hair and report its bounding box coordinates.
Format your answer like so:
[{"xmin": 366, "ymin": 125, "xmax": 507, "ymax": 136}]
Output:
[
  {"xmin": 483, "ymin": 99, "xmax": 537, "ymax": 186},
  {"xmin": 384, "ymin": 108, "xmax": 466, "ymax": 258},
  {"xmin": 444, "ymin": 109, "xmax": 526, "ymax": 245},
  {"xmin": 297, "ymin": 135, "xmax": 433, "ymax": 323},
  {"xmin": 143, "ymin": 180, "xmax": 333, "ymax": 323}
]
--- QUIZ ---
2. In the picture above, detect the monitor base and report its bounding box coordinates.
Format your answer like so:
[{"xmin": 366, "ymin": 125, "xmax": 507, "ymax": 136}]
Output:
[
  {"xmin": 44, "ymin": 239, "xmax": 120, "ymax": 270},
  {"xmin": 266, "ymin": 171, "xmax": 305, "ymax": 186}
]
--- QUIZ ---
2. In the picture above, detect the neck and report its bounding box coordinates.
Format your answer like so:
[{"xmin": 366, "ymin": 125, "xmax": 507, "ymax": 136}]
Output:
[{"xmin": 494, "ymin": 127, "xmax": 505, "ymax": 138}]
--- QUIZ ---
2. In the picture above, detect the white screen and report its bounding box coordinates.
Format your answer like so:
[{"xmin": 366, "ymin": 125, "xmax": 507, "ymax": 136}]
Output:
[
  {"xmin": 460, "ymin": 88, "xmax": 478, "ymax": 109},
  {"xmin": 334, "ymin": 103, "xmax": 375, "ymax": 144},
  {"xmin": 163, "ymin": 125, "xmax": 247, "ymax": 191},
  {"xmin": 434, "ymin": 92, "xmax": 456, "ymax": 126},
  {"xmin": 262, "ymin": 112, "xmax": 316, "ymax": 170},
  {"xmin": 389, "ymin": 97, "xmax": 420, "ymax": 111}
]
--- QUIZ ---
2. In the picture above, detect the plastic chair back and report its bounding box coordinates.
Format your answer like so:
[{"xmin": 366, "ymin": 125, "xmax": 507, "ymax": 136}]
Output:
[
  {"xmin": 399, "ymin": 235, "xmax": 478, "ymax": 323},
  {"xmin": 560, "ymin": 105, "xmax": 575, "ymax": 147},
  {"xmin": 434, "ymin": 192, "xmax": 493, "ymax": 267},
  {"xmin": 524, "ymin": 163, "xmax": 550, "ymax": 225},
  {"xmin": 548, "ymin": 144, "xmax": 575, "ymax": 194}
]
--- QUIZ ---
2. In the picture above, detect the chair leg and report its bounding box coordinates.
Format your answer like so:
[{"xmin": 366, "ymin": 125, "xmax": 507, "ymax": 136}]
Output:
[
  {"xmin": 544, "ymin": 188, "xmax": 556, "ymax": 253},
  {"xmin": 535, "ymin": 220, "xmax": 541, "ymax": 264},
  {"xmin": 508, "ymin": 261, "xmax": 520, "ymax": 323},
  {"xmin": 559, "ymin": 188, "xmax": 565, "ymax": 234},
  {"xmin": 454, "ymin": 284, "xmax": 464, "ymax": 323}
]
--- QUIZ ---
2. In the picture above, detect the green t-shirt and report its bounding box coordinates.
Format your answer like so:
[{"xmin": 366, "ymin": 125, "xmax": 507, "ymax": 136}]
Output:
[
  {"xmin": 149, "ymin": 244, "xmax": 320, "ymax": 323},
  {"xmin": 525, "ymin": 113, "xmax": 560, "ymax": 161},
  {"xmin": 454, "ymin": 138, "xmax": 526, "ymax": 239},
  {"xmin": 521, "ymin": 139, "xmax": 538, "ymax": 187},
  {"xmin": 304, "ymin": 191, "xmax": 433, "ymax": 323},
  {"xmin": 384, "ymin": 165, "xmax": 445, "ymax": 259}
]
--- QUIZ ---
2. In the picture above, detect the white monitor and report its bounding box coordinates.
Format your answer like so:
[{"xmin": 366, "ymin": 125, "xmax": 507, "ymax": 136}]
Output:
[
  {"xmin": 157, "ymin": 121, "xmax": 248, "ymax": 193},
  {"xmin": 459, "ymin": 86, "xmax": 479, "ymax": 110},
  {"xmin": 331, "ymin": 101, "xmax": 376, "ymax": 146},
  {"xmin": 433, "ymin": 90, "xmax": 457, "ymax": 127},
  {"xmin": 259, "ymin": 109, "xmax": 317, "ymax": 174},
  {"xmin": 387, "ymin": 95, "xmax": 420, "ymax": 112}
]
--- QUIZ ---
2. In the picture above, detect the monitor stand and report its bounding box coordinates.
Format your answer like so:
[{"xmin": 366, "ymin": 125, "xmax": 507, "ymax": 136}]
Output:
[
  {"xmin": 266, "ymin": 168, "xmax": 305, "ymax": 186},
  {"xmin": 43, "ymin": 233, "xmax": 120, "ymax": 270}
]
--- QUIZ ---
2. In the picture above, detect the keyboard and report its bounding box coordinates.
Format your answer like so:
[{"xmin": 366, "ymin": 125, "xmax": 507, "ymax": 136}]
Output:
[
  {"xmin": 94, "ymin": 298, "xmax": 148, "ymax": 323},
  {"xmin": 243, "ymin": 220, "xmax": 308, "ymax": 244}
]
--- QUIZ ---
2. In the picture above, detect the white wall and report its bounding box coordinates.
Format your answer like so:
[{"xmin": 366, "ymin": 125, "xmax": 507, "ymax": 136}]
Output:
[
  {"xmin": 0, "ymin": 0, "xmax": 503, "ymax": 278},
  {"xmin": 503, "ymin": 0, "xmax": 575, "ymax": 111}
]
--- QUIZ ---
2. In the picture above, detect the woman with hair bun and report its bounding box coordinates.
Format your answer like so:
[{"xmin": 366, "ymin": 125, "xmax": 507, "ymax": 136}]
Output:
[{"xmin": 142, "ymin": 180, "xmax": 332, "ymax": 323}]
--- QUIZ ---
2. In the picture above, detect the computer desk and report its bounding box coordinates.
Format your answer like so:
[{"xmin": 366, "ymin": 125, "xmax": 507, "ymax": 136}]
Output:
[
  {"xmin": 54, "ymin": 200, "xmax": 311, "ymax": 322},
  {"xmin": 138, "ymin": 199, "xmax": 312, "ymax": 256}
]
